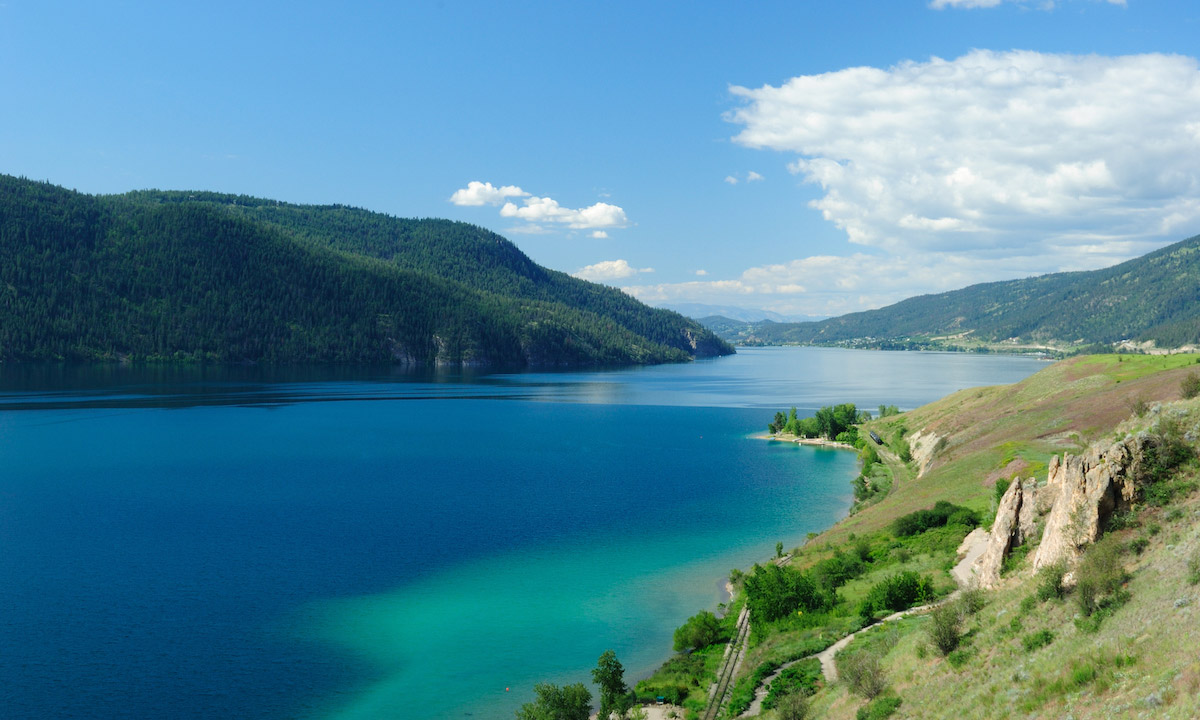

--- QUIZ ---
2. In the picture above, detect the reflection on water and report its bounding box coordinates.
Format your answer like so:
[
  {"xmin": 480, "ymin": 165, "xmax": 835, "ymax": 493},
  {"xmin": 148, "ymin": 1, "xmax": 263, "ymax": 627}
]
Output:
[{"xmin": 0, "ymin": 347, "xmax": 1046, "ymax": 411}]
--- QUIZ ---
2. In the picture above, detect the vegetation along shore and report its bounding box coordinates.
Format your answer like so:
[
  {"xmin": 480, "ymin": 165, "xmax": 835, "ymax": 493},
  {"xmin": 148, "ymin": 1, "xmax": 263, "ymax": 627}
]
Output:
[{"xmin": 517, "ymin": 353, "xmax": 1200, "ymax": 719}]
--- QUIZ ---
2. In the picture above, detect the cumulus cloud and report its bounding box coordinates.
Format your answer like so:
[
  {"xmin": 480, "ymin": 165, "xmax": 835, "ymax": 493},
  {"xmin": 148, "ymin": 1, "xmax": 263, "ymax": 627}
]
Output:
[
  {"xmin": 724, "ymin": 175, "xmax": 739, "ymax": 185},
  {"xmin": 727, "ymin": 50, "xmax": 1200, "ymax": 270},
  {"xmin": 695, "ymin": 269, "xmax": 708, "ymax": 276},
  {"xmin": 573, "ymin": 259, "xmax": 654, "ymax": 283},
  {"xmin": 449, "ymin": 181, "xmax": 528, "ymax": 206},
  {"xmin": 452, "ymin": 180, "xmax": 629, "ymax": 233},
  {"xmin": 499, "ymin": 197, "xmax": 628, "ymax": 229}
]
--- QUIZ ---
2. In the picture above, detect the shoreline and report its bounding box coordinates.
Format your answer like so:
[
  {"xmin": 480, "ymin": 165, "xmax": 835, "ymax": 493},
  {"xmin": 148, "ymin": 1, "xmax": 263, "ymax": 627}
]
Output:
[{"xmin": 754, "ymin": 431, "xmax": 858, "ymax": 451}]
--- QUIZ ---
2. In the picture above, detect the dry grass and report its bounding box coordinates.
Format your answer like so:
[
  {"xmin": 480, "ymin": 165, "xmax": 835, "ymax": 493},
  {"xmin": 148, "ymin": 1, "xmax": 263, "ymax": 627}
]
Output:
[{"xmin": 768, "ymin": 355, "xmax": 1200, "ymax": 719}]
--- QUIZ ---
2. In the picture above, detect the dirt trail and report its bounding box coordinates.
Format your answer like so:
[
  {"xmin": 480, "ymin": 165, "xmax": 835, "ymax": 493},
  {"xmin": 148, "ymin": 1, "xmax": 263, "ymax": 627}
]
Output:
[{"xmin": 737, "ymin": 529, "xmax": 988, "ymax": 716}]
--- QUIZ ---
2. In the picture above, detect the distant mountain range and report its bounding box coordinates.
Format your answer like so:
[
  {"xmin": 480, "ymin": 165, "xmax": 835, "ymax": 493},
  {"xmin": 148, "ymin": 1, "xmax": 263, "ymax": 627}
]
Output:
[
  {"xmin": 0, "ymin": 175, "xmax": 732, "ymax": 366},
  {"xmin": 701, "ymin": 234, "xmax": 1200, "ymax": 350},
  {"xmin": 660, "ymin": 302, "xmax": 823, "ymax": 324}
]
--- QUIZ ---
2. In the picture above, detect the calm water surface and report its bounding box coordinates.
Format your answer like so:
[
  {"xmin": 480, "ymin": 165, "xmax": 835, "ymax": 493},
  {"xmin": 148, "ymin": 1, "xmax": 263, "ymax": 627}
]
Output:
[{"xmin": 0, "ymin": 348, "xmax": 1043, "ymax": 719}]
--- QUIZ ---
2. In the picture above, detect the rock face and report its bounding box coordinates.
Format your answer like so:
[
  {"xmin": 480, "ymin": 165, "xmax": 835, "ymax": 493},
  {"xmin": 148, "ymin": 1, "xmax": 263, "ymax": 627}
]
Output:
[
  {"xmin": 974, "ymin": 478, "xmax": 1038, "ymax": 588},
  {"xmin": 1031, "ymin": 435, "xmax": 1144, "ymax": 572},
  {"xmin": 973, "ymin": 434, "xmax": 1148, "ymax": 587},
  {"xmin": 907, "ymin": 430, "xmax": 943, "ymax": 479}
]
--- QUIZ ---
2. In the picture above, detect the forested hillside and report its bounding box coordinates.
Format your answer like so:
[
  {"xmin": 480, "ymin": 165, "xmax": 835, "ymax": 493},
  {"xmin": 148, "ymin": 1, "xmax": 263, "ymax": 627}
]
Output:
[
  {"xmin": 0, "ymin": 176, "xmax": 732, "ymax": 365},
  {"xmin": 707, "ymin": 235, "xmax": 1200, "ymax": 350}
]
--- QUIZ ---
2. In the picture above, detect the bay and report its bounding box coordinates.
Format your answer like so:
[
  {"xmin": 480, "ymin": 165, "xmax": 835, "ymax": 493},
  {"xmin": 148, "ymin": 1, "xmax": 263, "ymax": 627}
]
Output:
[{"xmin": 0, "ymin": 348, "xmax": 1043, "ymax": 719}]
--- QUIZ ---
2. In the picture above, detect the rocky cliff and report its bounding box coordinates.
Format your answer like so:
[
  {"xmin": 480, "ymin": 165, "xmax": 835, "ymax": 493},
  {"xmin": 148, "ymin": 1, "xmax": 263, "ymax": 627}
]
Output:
[{"xmin": 973, "ymin": 435, "xmax": 1146, "ymax": 587}]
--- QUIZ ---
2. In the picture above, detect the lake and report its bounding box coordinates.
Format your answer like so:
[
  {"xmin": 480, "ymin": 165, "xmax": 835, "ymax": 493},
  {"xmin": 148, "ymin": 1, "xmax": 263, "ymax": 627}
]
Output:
[{"xmin": 0, "ymin": 347, "xmax": 1044, "ymax": 719}]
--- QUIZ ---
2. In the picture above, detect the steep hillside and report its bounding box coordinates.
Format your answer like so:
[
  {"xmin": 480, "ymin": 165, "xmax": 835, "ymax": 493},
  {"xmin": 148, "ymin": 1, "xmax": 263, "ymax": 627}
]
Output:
[
  {"xmin": 0, "ymin": 176, "xmax": 731, "ymax": 365},
  {"xmin": 708, "ymin": 235, "xmax": 1200, "ymax": 351},
  {"xmin": 717, "ymin": 355, "xmax": 1200, "ymax": 720}
]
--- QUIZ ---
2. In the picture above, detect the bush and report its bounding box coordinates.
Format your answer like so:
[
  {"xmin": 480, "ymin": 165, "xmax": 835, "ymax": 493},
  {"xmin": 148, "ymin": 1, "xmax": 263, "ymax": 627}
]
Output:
[
  {"xmin": 1182, "ymin": 371, "xmax": 1200, "ymax": 400},
  {"xmin": 927, "ymin": 603, "xmax": 962, "ymax": 655},
  {"xmin": 812, "ymin": 549, "xmax": 866, "ymax": 592},
  {"xmin": 958, "ymin": 587, "xmax": 986, "ymax": 615},
  {"xmin": 993, "ymin": 478, "xmax": 1011, "ymax": 506},
  {"xmin": 1075, "ymin": 535, "xmax": 1129, "ymax": 617},
  {"xmin": 776, "ymin": 691, "xmax": 809, "ymax": 720},
  {"xmin": 1035, "ymin": 561, "xmax": 1068, "ymax": 601},
  {"xmin": 1138, "ymin": 417, "xmax": 1196, "ymax": 505},
  {"xmin": 946, "ymin": 646, "xmax": 975, "ymax": 669},
  {"xmin": 838, "ymin": 649, "xmax": 888, "ymax": 700},
  {"xmin": 859, "ymin": 571, "xmax": 935, "ymax": 619},
  {"xmin": 672, "ymin": 610, "xmax": 721, "ymax": 652},
  {"xmin": 1188, "ymin": 549, "xmax": 1200, "ymax": 586},
  {"xmin": 856, "ymin": 695, "xmax": 902, "ymax": 720},
  {"xmin": 763, "ymin": 660, "xmax": 822, "ymax": 710},
  {"xmin": 892, "ymin": 501, "xmax": 978, "ymax": 537},
  {"xmin": 1022, "ymin": 629, "xmax": 1055, "ymax": 651},
  {"xmin": 743, "ymin": 563, "xmax": 832, "ymax": 629}
]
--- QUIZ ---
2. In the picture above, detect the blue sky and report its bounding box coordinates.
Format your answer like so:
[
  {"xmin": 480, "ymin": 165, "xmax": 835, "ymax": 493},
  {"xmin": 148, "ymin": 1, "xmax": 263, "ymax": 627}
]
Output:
[{"xmin": 3, "ymin": 1, "xmax": 1199, "ymax": 318}]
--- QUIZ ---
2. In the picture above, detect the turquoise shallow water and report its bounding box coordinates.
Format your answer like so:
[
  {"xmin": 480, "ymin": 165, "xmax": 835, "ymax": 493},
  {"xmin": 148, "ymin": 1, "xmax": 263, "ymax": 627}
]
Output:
[{"xmin": 0, "ymin": 348, "xmax": 1044, "ymax": 719}]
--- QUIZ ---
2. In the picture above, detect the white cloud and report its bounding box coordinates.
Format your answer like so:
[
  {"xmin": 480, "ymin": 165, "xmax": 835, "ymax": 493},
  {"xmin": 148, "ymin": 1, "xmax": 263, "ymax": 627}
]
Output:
[
  {"xmin": 727, "ymin": 50, "xmax": 1200, "ymax": 270},
  {"xmin": 746, "ymin": 171, "xmax": 764, "ymax": 182},
  {"xmin": 453, "ymin": 181, "xmax": 629, "ymax": 234},
  {"xmin": 695, "ymin": 269, "xmax": 708, "ymax": 276},
  {"xmin": 724, "ymin": 175, "xmax": 739, "ymax": 185},
  {"xmin": 449, "ymin": 181, "xmax": 528, "ymax": 206},
  {"xmin": 573, "ymin": 259, "xmax": 654, "ymax": 283},
  {"xmin": 499, "ymin": 196, "xmax": 628, "ymax": 230}
]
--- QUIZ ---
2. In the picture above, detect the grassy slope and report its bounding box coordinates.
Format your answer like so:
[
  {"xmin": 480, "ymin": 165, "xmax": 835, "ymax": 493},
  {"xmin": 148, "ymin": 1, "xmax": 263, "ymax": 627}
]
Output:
[{"xmin": 744, "ymin": 354, "xmax": 1200, "ymax": 720}]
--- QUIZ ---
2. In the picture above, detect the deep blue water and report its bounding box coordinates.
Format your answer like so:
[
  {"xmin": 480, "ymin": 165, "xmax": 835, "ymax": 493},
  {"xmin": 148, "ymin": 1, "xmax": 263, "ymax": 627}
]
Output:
[{"xmin": 0, "ymin": 348, "xmax": 1044, "ymax": 719}]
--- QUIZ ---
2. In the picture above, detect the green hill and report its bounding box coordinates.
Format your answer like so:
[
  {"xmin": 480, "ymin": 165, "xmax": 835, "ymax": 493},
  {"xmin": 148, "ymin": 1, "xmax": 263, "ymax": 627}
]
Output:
[
  {"xmin": 0, "ymin": 175, "xmax": 731, "ymax": 365},
  {"xmin": 707, "ymin": 235, "xmax": 1200, "ymax": 351}
]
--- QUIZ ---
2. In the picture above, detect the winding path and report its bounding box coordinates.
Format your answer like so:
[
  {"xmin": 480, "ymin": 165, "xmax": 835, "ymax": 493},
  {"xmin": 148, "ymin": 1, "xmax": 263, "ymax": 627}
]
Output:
[{"xmin": 736, "ymin": 529, "xmax": 987, "ymax": 717}]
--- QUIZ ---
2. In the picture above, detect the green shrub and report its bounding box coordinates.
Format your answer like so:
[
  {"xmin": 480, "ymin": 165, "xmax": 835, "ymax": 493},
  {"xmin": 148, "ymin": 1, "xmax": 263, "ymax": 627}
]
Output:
[
  {"xmin": 892, "ymin": 501, "xmax": 978, "ymax": 537},
  {"xmin": 1022, "ymin": 629, "xmax": 1055, "ymax": 651},
  {"xmin": 744, "ymin": 563, "xmax": 831, "ymax": 626},
  {"xmin": 946, "ymin": 646, "xmax": 975, "ymax": 670},
  {"xmin": 1035, "ymin": 561, "xmax": 1067, "ymax": 601},
  {"xmin": 776, "ymin": 691, "xmax": 810, "ymax": 720},
  {"xmin": 1129, "ymin": 536, "xmax": 1149, "ymax": 555},
  {"xmin": 927, "ymin": 603, "xmax": 962, "ymax": 655},
  {"xmin": 958, "ymin": 587, "xmax": 986, "ymax": 615},
  {"xmin": 763, "ymin": 660, "xmax": 822, "ymax": 710},
  {"xmin": 856, "ymin": 694, "xmax": 902, "ymax": 720},
  {"xmin": 1181, "ymin": 371, "xmax": 1200, "ymax": 400},
  {"xmin": 1138, "ymin": 418, "xmax": 1196, "ymax": 505},
  {"xmin": 993, "ymin": 478, "xmax": 1011, "ymax": 506},
  {"xmin": 673, "ymin": 610, "xmax": 721, "ymax": 652},
  {"xmin": 1075, "ymin": 535, "xmax": 1129, "ymax": 617},
  {"xmin": 838, "ymin": 649, "xmax": 888, "ymax": 700},
  {"xmin": 1187, "ymin": 548, "xmax": 1200, "ymax": 586},
  {"xmin": 858, "ymin": 571, "xmax": 935, "ymax": 619}
]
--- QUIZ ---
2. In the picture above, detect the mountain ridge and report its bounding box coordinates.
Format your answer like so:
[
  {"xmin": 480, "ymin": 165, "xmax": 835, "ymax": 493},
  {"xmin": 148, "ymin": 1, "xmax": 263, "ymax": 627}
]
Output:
[
  {"xmin": 0, "ymin": 175, "xmax": 732, "ymax": 366},
  {"xmin": 704, "ymin": 234, "xmax": 1200, "ymax": 351}
]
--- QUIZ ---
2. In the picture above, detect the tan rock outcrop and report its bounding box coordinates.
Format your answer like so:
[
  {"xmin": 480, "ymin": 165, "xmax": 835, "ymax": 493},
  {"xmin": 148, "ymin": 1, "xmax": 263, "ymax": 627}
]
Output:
[
  {"xmin": 1031, "ymin": 435, "xmax": 1144, "ymax": 572},
  {"xmin": 907, "ymin": 430, "xmax": 943, "ymax": 479},
  {"xmin": 974, "ymin": 477, "xmax": 1034, "ymax": 588}
]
